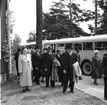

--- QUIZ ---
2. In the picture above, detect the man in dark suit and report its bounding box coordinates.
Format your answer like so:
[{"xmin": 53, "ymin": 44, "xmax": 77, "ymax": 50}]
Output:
[
  {"xmin": 32, "ymin": 45, "xmax": 41, "ymax": 85},
  {"xmin": 41, "ymin": 46, "xmax": 53, "ymax": 87},
  {"xmin": 101, "ymin": 53, "xmax": 107, "ymax": 101},
  {"xmin": 60, "ymin": 44, "xmax": 77, "ymax": 93},
  {"xmin": 14, "ymin": 48, "xmax": 21, "ymax": 78}
]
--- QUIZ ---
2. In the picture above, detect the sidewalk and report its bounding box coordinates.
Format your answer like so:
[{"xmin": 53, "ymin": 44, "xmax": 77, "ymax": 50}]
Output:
[{"xmin": 75, "ymin": 75, "xmax": 107, "ymax": 103}]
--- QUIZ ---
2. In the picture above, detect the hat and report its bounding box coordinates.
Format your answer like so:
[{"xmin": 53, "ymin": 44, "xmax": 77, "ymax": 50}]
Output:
[
  {"xmin": 43, "ymin": 48, "xmax": 48, "ymax": 50},
  {"xmin": 35, "ymin": 45, "xmax": 39, "ymax": 49},
  {"xmin": 94, "ymin": 50, "xmax": 99, "ymax": 53},
  {"xmin": 65, "ymin": 44, "xmax": 73, "ymax": 50},
  {"xmin": 47, "ymin": 46, "xmax": 52, "ymax": 50}
]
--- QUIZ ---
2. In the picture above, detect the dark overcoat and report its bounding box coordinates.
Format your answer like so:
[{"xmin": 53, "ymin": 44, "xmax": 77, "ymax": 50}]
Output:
[
  {"xmin": 101, "ymin": 53, "xmax": 107, "ymax": 99},
  {"xmin": 101, "ymin": 53, "xmax": 107, "ymax": 77},
  {"xmin": 41, "ymin": 53, "xmax": 53, "ymax": 77},
  {"xmin": 32, "ymin": 52, "xmax": 42, "ymax": 77},
  {"xmin": 60, "ymin": 52, "xmax": 77, "ymax": 77},
  {"xmin": 92, "ymin": 56, "xmax": 101, "ymax": 79}
]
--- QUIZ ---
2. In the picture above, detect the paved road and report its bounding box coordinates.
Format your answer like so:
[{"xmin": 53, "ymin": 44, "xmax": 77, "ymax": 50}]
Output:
[{"xmin": 76, "ymin": 75, "xmax": 107, "ymax": 103}]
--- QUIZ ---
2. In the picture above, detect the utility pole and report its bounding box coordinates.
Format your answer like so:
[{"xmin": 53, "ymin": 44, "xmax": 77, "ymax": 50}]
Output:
[
  {"xmin": 36, "ymin": 0, "xmax": 42, "ymax": 54},
  {"xmin": 95, "ymin": 0, "xmax": 97, "ymax": 35}
]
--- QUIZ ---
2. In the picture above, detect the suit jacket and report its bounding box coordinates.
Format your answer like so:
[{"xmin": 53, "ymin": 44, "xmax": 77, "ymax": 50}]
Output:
[
  {"xmin": 60, "ymin": 51, "xmax": 77, "ymax": 76},
  {"xmin": 101, "ymin": 53, "xmax": 107, "ymax": 77},
  {"xmin": 14, "ymin": 52, "xmax": 19, "ymax": 66},
  {"xmin": 32, "ymin": 52, "xmax": 41, "ymax": 69},
  {"xmin": 41, "ymin": 53, "xmax": 53, "ymax": 76}
]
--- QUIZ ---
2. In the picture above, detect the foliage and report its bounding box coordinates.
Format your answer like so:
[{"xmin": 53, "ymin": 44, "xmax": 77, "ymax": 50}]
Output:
[
  {"xmin": 1, "ymin": 38, "xmax": 10, "ymax": 63},
  {"xmin": 8, "ymin": 11, "xmax": 15, "ymax": 34},
  {"xmin": 43, "ymin": 0, "xmax": 91, "ymax": 40},
  {"xmin": 83, "ymin": 0, "xmax": 107, "ymax": 34},
  {"xmin": 1, "ymin": 9, "xmax": 15, "ymax": 63},
  {"xmin": 97, "ymin": 0, "xmax": 107, "ymax": 34},
  {"xmin": 11, "ymin": 33, "xmax": 21, "ymax": 55},
  {"xmin": 26, "ymin": 31, "xmax": 36, "ymax": 43}
]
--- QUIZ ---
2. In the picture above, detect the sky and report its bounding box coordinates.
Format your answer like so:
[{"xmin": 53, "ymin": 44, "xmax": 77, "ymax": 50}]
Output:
[{"xmin": 10, "ymin": 0, "xmax": 95, "ymax": 44}]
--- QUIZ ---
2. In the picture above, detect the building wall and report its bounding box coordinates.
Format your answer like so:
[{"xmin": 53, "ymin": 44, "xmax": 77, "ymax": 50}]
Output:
[
  {"xmin": 0, "ymin": 0, "xmax": 2, "ymax": 60},
  {"xmin": 0, "ymin": 0, "xmax": 8, "ymax": 83}
]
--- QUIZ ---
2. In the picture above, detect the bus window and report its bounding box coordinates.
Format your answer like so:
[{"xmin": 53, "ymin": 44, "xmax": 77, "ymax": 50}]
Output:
[
  {"xmin": 58, "ymin": 44, "xmax": 64, "ymax": 47},
  {"xmin": 95, "ymin": 42, "xmax": 107, "ymax": 50},
  {"xmin": 58, "ymin": 44, "xmax": 65, "ymax": 52},
  {"xmin": 83, "ymin": 42, "xmax": 93, "ymax": 50},
  {"xmin": 74, "ymin": 43, "xmax": 82, "ymax": 50}
]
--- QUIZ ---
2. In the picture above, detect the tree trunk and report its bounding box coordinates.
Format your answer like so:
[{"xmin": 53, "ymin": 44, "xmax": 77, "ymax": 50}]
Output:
[{"xmin": 36, "ymin": 0, "xmax": 42, "ymax": 54}]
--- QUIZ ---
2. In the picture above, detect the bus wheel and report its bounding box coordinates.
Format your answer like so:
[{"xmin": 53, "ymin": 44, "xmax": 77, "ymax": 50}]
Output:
[{"xmin": 82, "ymin": 61, "xmax": 92, "ymax": 76}]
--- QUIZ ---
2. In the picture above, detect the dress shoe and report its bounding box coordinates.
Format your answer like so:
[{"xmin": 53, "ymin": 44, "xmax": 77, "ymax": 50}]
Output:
[
  {"xmin": 62, "ymin": 90, "xmax": 66, "ymax": 93},
  {"xmin": 22, "ymin": 89, "xmax": 26, "ymax": 92},
  {"xmin": 46, "ymin": 85, "xmax": 49, "ymax": 87},
  {"xmin": 93, "ymin": 82, "xmax": 98, "ymax": 85},
  {"xmin": 26, "ymin": 88, "xmax": 30, "ymax": 91},
  {"xmin": 79, "ymin": 77, "xmax": 83, "ymax": 80},
  {"xmin": 70, "ymin": 89, "xmax": 74, "ymax": 93},
  {"xmin": 104, "ymin": 98, "xmax": 107, "ymax": 101}
]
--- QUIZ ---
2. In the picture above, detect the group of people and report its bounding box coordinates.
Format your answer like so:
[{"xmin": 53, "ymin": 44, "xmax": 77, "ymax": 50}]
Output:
[
  {"xmin": 14, "ymin": 44, "xmax": 82, "ymax": 93},
  {"xmin": 14, "ymin": 44, "xmax": 107, "ymax": 101}
]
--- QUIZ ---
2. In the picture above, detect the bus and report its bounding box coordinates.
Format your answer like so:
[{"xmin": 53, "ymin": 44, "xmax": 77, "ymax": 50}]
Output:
[{"xmin": 21, "ymin": 34, "xmax": 107, "ymax": 76}]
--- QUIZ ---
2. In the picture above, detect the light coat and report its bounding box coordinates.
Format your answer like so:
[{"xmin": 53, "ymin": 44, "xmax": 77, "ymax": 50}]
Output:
[
  {"xmin": 18, "ymin": 54, "xmax": 32, "ymax": 87},
  {"xmin": 73, "ymin": 61, "xmax": 82, "ymax": 83}
]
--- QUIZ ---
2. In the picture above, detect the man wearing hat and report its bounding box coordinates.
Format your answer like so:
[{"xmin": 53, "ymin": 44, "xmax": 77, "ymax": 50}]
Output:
[
  {"xmin": 60, "ymin": 44, "xmax": 77, "ymax": 93},
  {"xmin": 32, "ymin": 45, "xmax": 42, "ymax": 85},
  {"xmin": 101, "ymin": 53, "xmax": 107, "ymax": 101},
  {"xmin": 41, "ymin": 46, "xmax": 53, "ymax": 87},
  {"xmin": 41, "ymin": 48, "xmax": 48, "ymax": 82}
]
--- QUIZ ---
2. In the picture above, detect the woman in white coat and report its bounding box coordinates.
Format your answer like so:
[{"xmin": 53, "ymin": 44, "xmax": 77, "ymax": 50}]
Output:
[{"xmin": 18, "ymin": 48, "xmax": 32, "ymax": 92}]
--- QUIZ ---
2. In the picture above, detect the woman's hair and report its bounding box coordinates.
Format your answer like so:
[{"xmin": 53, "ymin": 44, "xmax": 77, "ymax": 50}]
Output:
[{"xmin": 21, "ymin": 47, "xmax": 26, "ymax": 54}]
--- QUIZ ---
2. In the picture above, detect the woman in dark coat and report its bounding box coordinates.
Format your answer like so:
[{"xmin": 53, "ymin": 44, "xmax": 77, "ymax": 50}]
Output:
[{"xmin": 92, "ymin": 50, "xmax": 101, "ymax": 85}]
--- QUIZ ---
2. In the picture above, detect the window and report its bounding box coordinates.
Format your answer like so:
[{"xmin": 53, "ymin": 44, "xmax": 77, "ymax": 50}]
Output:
[
  {"xmin": 74, "ymin": 43, "xmax": 82, "ymax": 50},
  {"xmin": 95, "ymin": 42, "xmax": 107, "ymax": 50},
  {"xmin": 58, "ymin": 44, "xmax": 64, "ymax": 47},
  {"xmin": 83, "ymin": 42, "xmax": 93, "ymax": 50}
]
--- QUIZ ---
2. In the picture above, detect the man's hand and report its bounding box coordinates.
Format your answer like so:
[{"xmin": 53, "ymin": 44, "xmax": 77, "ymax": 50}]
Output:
[
  {"xmin": 63, "ymin": 70, "xmax": 66, "ymax": 74},
  {"xmin": 102, "ymin": 74, "xmax": 105, "ymax": 78},
  {"xmin": 45, "ymin": 68, "xmax": 47, "ymax": 71}
]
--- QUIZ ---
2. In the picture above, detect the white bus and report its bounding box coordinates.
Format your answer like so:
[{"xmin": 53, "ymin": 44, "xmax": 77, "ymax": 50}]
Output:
[{"xmin": 21, "ymin": 34, "xmax": 107, "ymax": 76}]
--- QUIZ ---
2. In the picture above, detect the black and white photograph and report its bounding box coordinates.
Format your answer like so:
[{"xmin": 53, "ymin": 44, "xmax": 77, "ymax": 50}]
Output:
[{"xmin": 0, "ymin": 0, "xmax": 107, "ymax": 105}]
